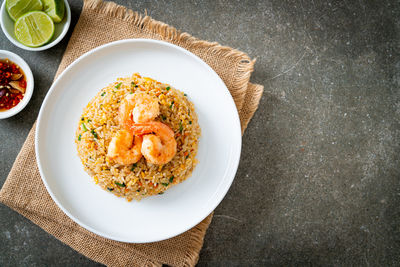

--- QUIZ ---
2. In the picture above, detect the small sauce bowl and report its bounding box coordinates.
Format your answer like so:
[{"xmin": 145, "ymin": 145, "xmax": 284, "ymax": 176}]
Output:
[
  {"xmin": 0, "ymin": 50, "xmax": 34, "ymax": 119},
  {"xmin": 0, "ymin": 0, "xmax": 71, "ymax": 51}
]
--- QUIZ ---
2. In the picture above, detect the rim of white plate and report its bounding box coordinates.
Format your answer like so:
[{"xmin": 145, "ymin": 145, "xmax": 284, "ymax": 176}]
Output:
[{"xmin": 35, "ymin": 39, "xmax": 242, "ymax": 243}]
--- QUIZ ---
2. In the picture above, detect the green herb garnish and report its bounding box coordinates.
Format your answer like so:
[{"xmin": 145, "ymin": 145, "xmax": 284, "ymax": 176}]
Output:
[
  {"xmin": 107, "ymin": 187, "xmax": 114, "ymax": 191},
  {"xmin": 131, "ymin": 163, "xmax": 137, "ymax": 171},
  {"xmin": 169, "ymin": 101, "xmax": 174, "ymax": 109},
  {"xmin": 91, "ymin": 129, "xmax": 98, "ymax": 139},
  {"xmin": 101, "ymin": 92, "xmax": 106, "ymax": 96},
  {"xmin": 169, "ymin": 176, "xmax": 174, "ymax": 183},
  {"xmin": 115, "ymin": 82, "xmax": 122, "ymax": 89},
  {"xmin": 184, "ymin": 93, "xmax": 187, "ymax": 96},
  {"xmin": 81, "ymin": 122, "xmax": 88, "ymax": 132},
  {"xmin": 131, "ymin": 82, "xmax": 136, "ymax": 88},
  {"xmin": 161, "ymin": 183, "xmax": 169, "ymax": 187},
  {"xmin": 78, "ymin": 134, "xmax": 81, "ymax": 141},
  {"xmin": 189, "ymin": 121, "xmax": 192, "ymax": 124},
  {"xmin": 179, "ymin": 121, "xmax": 183, "ymax": 133},
  {"xmin": 186, "ymin": 154, "xmax": 189, "ymax": 159},
  {"xmin": 115, "ymin": 181, "xmax": 126, "ymax": 187},
  {"xmin": 166, "ymin": 86, "xmax": 170, "ymax": 91},
  {"xmin": 88, "ymin": 119, "xmax": 92, "ymax": 122}
]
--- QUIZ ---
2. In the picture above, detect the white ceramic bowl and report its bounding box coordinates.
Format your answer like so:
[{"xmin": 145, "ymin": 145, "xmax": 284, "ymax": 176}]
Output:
[
  {"xmin": 0, "ymin": 50, "xmax": 34, "ymax": 119},
  {"xmin": 0, "ymin": 0, "xmax": 71, "ymax": 51}
]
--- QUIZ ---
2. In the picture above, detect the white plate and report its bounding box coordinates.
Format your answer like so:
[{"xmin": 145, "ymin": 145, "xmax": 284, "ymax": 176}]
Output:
[{"xmin": 36, "ymin": 39, "xmax": 241, "ymax": 243}]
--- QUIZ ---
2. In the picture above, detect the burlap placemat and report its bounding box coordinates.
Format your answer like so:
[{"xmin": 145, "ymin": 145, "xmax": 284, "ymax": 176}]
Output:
[{"xmin": 0, "ymin": 0, "xmax": 263, "ymax": 266}]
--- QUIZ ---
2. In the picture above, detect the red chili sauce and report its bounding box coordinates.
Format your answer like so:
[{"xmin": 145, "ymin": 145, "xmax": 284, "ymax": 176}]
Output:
[{"xmin": 0, "ymin": 59, "xmax": 27, "ymax": 111}]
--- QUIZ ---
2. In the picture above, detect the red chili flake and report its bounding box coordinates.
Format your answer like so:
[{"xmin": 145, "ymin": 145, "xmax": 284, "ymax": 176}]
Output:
[
  {"xmin": 11, "ymin": 64, "xmax": 19, "ymax": 73},
  {"xmin": 19, "ymin": 80, "xmax": 26, "ymax": 89},
  {"xmin": 0, "ymin": 91, "xmax": 23, "ymax": 110}
]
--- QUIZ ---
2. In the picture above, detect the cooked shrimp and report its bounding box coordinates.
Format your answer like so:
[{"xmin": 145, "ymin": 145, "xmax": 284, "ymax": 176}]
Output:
[
  {"xmin": 107, "ymin": 129, "xmax": 143, "ymax": 165},
  {"xmin": 119, "ymin": 92, "xmax": 160, "ymax": 129},
  {"xmin": 130, "ymin": 121, "xmax": 177, "ymax": 165}
]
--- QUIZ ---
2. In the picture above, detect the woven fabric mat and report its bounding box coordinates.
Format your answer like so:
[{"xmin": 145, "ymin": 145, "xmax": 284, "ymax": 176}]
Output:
[{"xmin": 0, "ymin": 0, "xmax": 263, "ymax": 266}]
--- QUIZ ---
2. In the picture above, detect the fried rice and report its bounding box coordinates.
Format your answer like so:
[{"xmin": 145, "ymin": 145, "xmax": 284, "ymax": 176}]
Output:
[{"xmin": 75, "ymin": 73, "xmax": 200, "ymax": 201}]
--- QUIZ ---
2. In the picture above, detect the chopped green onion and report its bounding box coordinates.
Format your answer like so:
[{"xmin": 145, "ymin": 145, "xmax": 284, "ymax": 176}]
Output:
[
  {"xmin": 81, "ymin": 122, "xmax": 88, "ymax": 132},
  {"xmin": 169, "ymin": 176, "xmax": 174, "ymax": 183},
  {"xmin": 189, "ymin": 121, "xmax": 192, "ymax": 124},
  {"xmin": 130, "ymin": 82, "xmax": 138, "ymax": 88},
  {"xmin": 179, "ymin": 121, "xmax": 183, "ymax": 133},
  {"xmin": 184, "ymin": 93, "xmax": 187, "ymax": 96},
  {"xmin": 107, "ymin": 187, "xmax": 114, "ymax": 191},
  {"xmin": 115, "ymin": 181, "xmax": 126, "ymax": 187},
  {"xmin": 88, "ymin": 119, "xmax": 92, "ymax": 122},
  {"xmin": 115, "ymin": 82, "xmax": 122, "ymax": 89},
  {"xmin": 91, "ymin": 129, "xmax": 98, "ymax": 139},
  {"xmin": 101, "ymin": 92, "xmax": 106, "ymax": 96},
  {"xmin": 161, "ymin": 183, "xmax": 169, "ymax": 187},
  {"xmin": 131, "ymin": 163, "xmax": 137, "ymax": 171},
  {"xmin": 78, "ymin": 134, "xmax": 81, "ymax": 141},
  {"xmin": 166, "ymin": 86, "xmax": 170, "ymax": 91},
  {"xmin": 186, "ymin": 154, "xmax": 189, "ymax": 159},
  {"xmin": 169, "ymin": 101, "xmax": 174, "ymax": 109}
]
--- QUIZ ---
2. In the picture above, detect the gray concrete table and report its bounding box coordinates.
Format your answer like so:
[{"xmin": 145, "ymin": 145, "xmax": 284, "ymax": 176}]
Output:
[{"xmin": 1, "ymin": 0, "xmax": 399, "ymax": 266}]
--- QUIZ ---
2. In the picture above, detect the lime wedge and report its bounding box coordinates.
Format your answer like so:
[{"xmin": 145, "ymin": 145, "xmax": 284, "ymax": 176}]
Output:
[
  {"xmin": 14, "ymin": 11, "xmax": 55, "ymax": 47},
  {"xmin": 42, "ymin": 0, "xmax": 65, "ymax": 23},
  {"xmin": 6, "ymin": 0, "xmax": 43, "ymax": 21}
]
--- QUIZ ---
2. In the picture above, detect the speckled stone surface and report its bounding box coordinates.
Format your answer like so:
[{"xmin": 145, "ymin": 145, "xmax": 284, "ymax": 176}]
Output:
[{"xmin": 1, "ymin": 0, "xmax": 399, "ymax": 266}]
